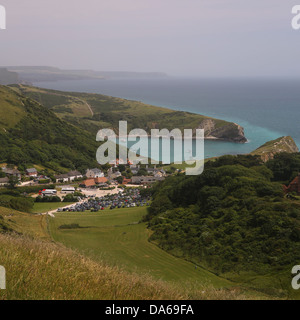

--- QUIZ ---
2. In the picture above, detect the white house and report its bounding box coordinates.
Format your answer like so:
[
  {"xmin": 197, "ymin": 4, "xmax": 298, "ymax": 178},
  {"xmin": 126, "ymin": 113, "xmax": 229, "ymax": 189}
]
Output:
[
  {"xmin": 0, "ymin": 177, "xmax": 9, "ymax": 187},
  {"xmin": 86, "ymin": 168, "xmax": 104, "ymax": 178},
  {"xmin": 55, "ymin": 171, "xmax": 82, "ymax": 183},
  {"xmin": 26, "ymin": 168, "xmax": 38, "ymax": 177}
]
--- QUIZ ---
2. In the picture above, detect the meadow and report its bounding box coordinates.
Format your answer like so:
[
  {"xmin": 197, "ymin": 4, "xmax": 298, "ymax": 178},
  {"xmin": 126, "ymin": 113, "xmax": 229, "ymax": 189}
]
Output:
[
  {"xmin": 49, "ymin": 207, "xmax": 231, "ymax": 286},
  {"xmin": 31, "ymin": 202, "xmax": 75, "ymax": 214},
  {"xmin": 0, "ymin": 205, "xmax": 255, "ymax": 300}
]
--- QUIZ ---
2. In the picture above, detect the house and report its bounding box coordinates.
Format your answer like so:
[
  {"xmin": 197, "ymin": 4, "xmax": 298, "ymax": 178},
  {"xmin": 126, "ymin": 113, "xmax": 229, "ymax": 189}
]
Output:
[
  {"xmin": 80, "ymin": 179, "xmax": 96, "ymax": 188},
  {"xmin": 122, "ymin": 178, "xmax": 132, "ymax": 185},
  {"xmin": 130, "ymin": 165, "xmax": 140, "ymax": 175},
  {"xmin": 131, "ymin": 176, "xmax": 165, "ymax": 185},
  {"xmin": 55, "ymin": 171, "xmax": 82, "ymax": 183},
  {"xmin": 67, "ymin": 171, "xmax": 83, "ymax": 181},
  {"xmin": 26, "ymin": 168, "xmax": 38, "ymax": 177},
  {"xmin": 154, "ymin": 169, "xmax": 166, "ymax": 178},
  {"xmin": 2, "ymin": 168, "xmax": 21, "ymax": 181},
  {"xmin": 94, "ymin": 177, "xmax": 108, "ymax": 186},
  {"xmin": 284, "ymin": 173, "xmax": 300, "ymax": 195},
  {"xmin": 86, "ymin": 168, "xmax": 104, "ymax": 178},
  {"xmin": 55, "ymin": 173, "xmax": 69, "ymax": 183},
  {"xmin": 0, "ymin": 177, "xmax": 9, "ymax": 187},
  {"xmin": 107, "ymin": 168, "xmax": 122, "ymax": 180}
]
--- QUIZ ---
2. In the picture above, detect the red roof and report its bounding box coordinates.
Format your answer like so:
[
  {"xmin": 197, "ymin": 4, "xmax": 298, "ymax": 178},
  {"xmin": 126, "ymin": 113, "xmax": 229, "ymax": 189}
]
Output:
[
  {"xmin": 94, "ymin": 177, "xmax": 108, "ymax": 184},
  {"xmin": 82, "ymin": 179, "xmax": 96, "ymax": 187},
  {"xmin": 285, "ymin": 174, "xmax": 300, "ymax": 195}
]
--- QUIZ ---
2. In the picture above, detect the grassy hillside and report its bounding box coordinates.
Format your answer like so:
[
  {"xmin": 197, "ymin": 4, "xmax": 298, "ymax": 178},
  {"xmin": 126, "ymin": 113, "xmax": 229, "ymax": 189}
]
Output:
[
  {"xmin": 0, "ymin": 86, "xmax": 26, "ymax": 129},
  {"xmin": 0, "ymin": 206, "xmax": 49, "ymax": 239},
  {"xmin": 11, "ymin": 85, "xmax": 247, "ymax": 143},
  {"xmin": 0, "ymin": 206, "xmax": 255, "ymax": 300},
  {"xmin": 251, "ymin": 136, "xmax": 299, "ymax": 162},
  {"xmin": 146, "ymin": 154, "xmax": 300, "ymax": 298},
  {"xmin": 0, "ymin": 85, "xmax": 101, "ymax": 172},
  {"xmin": 48, "ymin": 207, "xmax": 230, "ymax": 286}
]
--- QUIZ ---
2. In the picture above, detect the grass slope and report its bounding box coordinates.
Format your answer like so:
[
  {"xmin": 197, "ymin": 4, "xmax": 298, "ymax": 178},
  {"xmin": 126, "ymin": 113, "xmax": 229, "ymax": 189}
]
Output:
[
  {"xmin": 251, "ymin": 136, "xmax": 299, "ymax": 162},
  {"xmin": 48, "ymin": 207, "xmax": 273, "ymax": 299},
  {"xmin": 0, "ymin": 85, "xmax": 101, "ymax": 171},
  {"xmin": 0, "ymin": 206, "xmax": 254, "ymax": 300},
  {"xmin": 11, "ymin": 85, "xmax": 246, "ymax": 142}
]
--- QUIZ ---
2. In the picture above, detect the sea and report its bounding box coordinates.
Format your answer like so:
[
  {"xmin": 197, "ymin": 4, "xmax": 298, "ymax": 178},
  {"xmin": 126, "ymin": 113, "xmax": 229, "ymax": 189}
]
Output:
[{"xmin": 33, "ymin": 78, "xmax": 300, "ymax": 160}]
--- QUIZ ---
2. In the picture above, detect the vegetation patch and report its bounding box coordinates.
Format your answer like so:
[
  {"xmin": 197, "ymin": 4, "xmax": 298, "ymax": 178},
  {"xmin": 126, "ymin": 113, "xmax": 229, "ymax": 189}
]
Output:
[{"xmin": 58, "ymin": 223, "xmax": 83, "ymax": 230}]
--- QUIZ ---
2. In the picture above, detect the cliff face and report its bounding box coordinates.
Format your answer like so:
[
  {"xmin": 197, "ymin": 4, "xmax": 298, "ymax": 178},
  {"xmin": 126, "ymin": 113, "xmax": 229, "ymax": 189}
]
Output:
[
  {"xmin": 198, "ymin": 119, "xmax": 247, "ymax": 143},
  {"xmin": 251, "ymin": 136, "xmax": 299, "ymax": 162}
]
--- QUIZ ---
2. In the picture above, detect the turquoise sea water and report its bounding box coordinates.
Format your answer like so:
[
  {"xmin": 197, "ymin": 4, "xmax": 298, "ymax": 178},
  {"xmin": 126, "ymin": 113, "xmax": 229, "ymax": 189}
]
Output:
[{"xmin": 34, "ymin": 78, "xmax": 300, "ymax": 159}]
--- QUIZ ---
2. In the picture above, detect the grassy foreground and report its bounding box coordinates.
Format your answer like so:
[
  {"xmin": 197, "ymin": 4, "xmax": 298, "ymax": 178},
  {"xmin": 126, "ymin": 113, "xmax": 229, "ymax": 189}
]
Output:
[
  {"xmin": 0, "ymin": 206, "xmax": 255, "ymax": 300},
  {"xmin": 49, "ymin": 208, "xmax": 230, "ymax": 285},
  {"xmin": 0, "ymin": 232, "xmax": 250, "ymax": 300}
]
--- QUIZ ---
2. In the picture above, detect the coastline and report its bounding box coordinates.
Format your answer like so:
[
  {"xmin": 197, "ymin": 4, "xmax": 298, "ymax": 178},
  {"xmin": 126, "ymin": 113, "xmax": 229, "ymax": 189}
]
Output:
[{"xmin": 116, "ymin": 135, "xmax": 247, "ymax": 143}]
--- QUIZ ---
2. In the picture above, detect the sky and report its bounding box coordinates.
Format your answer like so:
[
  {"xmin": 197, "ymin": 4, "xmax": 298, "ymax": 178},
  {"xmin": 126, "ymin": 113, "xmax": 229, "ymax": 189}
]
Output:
[{"xmin": 0, "ymin": 0, "xmax": 300, "ymax": 77}]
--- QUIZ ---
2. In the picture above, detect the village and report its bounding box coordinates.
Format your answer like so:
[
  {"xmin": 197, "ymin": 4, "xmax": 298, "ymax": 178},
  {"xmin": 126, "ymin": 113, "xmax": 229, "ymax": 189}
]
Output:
[{"xmin": 0, "ymin": 158, "xmax": 171, "ymax": 206}]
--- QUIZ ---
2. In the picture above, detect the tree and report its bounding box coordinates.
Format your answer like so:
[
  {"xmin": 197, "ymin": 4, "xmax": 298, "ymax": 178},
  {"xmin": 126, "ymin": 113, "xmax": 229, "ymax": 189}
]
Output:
[
  {"xmin": 118, "ymin": 164, "xmax": 126, "ymax": 172},
  {"xmin": 0, "ymin": 169, "xmax": 5, "ymax": 178},
  {"xmin": 137, "ymin": 168, "xmax": 148, "ymax": 176},
  {"xmin": 116, "ymin": 176, "xmax": 124, "ymax": 184},
  {"xmin": 8, "ymin": 175, "xmax": 19, "ymax": 189}
]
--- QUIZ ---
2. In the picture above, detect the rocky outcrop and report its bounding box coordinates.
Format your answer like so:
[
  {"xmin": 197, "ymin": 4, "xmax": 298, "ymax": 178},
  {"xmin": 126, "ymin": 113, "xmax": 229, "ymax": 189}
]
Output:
[
  {"xmin": 251, "ymin": 136, "xmax": 299, "ymax": 162},
  {"xmin": 198, "ymin": 119, "xmax": 247, "ymax": 143}
]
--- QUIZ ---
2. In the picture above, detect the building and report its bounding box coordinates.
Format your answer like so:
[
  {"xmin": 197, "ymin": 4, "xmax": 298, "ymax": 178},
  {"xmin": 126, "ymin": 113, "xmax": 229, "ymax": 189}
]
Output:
[
  {"xmin": 86, "ymin": 168, "xmax": 104, "ymax": 178},
  {"xmin": 131, "ymin": 176, "xmax": 165, "ymax": 185},
  {"xmin": 154, "ymin": 169, "xmax": 166, "ymax": 178},
  {"xmin": 55, "ymin": 173, "xmax": 69, "ymax": 183},
  {"xmin": 55, "ymin": 171, "xmax": 83, "ymax": 183},
  {"xmin": 26, "ymin": 168, "xmax": 38, "ymax": 177},
  {"xmin": 80, "ymin": 177, "xmax": 108, "ymax": 188},
  {"xmin": 80, "ymin": 179, "xmax": 96, "ymax": 188},
  {"xmin": 122, "ymin": 178, "xmax": 132, "ymax": 185},
  {"xmin": 130, "ymin": 165, "xmax": 140, "ymax": 175},
  {"xmin": 2, "ymin": 168, "xmax": 21, "ymax": 181},
  {"xmin": 107, "ymin": 168, "xmax": 122, "ymax": 180},
  {"xmin": 94, "ymin": 177, "xmax": 108, "ymax": 186},
  {"xmin": 0, "ymin": 177, "xmax": 9, "ymax": 187},
  {"xmin": 284, "ymin": 174, "xmax": 300, "ymax": 195}
]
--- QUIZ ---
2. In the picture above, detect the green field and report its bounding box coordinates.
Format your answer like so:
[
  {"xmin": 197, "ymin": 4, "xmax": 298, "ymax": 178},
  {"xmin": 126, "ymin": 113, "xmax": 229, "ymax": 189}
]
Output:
[
  {"xmin": 49, "ymin": 207, "xmax": 231, "ymax": 288},
  {"xmin": 31, "ymin": 202, "xmax": 75, "ymax": 214}
]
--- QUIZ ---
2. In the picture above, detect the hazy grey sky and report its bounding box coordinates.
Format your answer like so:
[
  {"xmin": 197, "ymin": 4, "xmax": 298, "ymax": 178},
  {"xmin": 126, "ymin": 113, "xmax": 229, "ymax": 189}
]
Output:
[{"xmin": 0, "ymin": 0, "xmax": 300, "ymax": 77}]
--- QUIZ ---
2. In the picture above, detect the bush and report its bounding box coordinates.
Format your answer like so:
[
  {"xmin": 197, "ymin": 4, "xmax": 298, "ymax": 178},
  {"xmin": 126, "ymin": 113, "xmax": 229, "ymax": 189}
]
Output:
[
  {"xmin": 38, "ymin": 179, "xmax": 50, "ymax": 184},
  {"xmin": 0, "ymin": 195, "xmax": 34, "ymax": 212},
  {"xmin": 58, "ymin": 224, "xmax": 81, "ymax": 229},
  {"xmin": 35, "ymin": 196, "xmax": 61, "ymax": 203}
]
